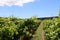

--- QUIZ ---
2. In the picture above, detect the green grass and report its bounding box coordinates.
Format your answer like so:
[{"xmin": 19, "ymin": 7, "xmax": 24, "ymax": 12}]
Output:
[{"xmin": 31, "ymin": 20, "xmax": 46, "ymax": 40}]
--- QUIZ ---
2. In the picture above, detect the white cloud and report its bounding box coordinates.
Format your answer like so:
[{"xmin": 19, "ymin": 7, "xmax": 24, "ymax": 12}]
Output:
[{"xmin": 0, "ymin": 0, "xmax": 35, "ymax": 6}]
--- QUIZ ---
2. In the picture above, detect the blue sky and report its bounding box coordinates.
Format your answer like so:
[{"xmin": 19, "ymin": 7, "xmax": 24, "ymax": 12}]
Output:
[{"xmin": 0, "ymin": 0, "xmax": 60, "ymax": 18}]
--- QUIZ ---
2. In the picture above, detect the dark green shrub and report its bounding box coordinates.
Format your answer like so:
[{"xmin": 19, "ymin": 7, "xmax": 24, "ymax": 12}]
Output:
[
  {"xmin": 43, "ymin": 18, "xmax": 60, "ymax": 40},
  {"xmin": 0, "ymin": 17, "xmax": 40, "ymax": 40}
]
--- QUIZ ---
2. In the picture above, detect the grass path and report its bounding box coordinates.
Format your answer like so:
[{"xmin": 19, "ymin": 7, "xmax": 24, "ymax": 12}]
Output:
[{"xmin": 32, "ymin": 21, "xmax": 45, "ymax": 40}]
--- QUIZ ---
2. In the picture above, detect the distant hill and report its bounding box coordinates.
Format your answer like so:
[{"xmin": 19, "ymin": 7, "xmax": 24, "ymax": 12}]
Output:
[{"xmin": 38, "ymin": 16, "xmax": 58, "ymax": 20}]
